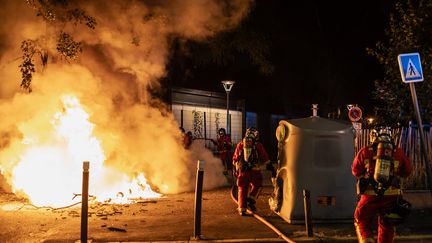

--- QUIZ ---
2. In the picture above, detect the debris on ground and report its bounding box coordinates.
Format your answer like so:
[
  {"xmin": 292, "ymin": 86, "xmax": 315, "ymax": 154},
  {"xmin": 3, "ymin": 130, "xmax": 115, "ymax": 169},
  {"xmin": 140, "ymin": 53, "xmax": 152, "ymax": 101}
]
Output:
[{"xmin": 107, "ymin": 226, "xmax": 127, "ymax": 232}]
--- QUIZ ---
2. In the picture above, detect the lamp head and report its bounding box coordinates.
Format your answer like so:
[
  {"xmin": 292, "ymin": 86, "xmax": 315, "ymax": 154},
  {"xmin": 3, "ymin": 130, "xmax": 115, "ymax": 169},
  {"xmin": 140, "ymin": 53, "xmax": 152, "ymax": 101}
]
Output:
[{"xmin": 221, "ymin": 80, "xmax": 235, "ymax": 92}]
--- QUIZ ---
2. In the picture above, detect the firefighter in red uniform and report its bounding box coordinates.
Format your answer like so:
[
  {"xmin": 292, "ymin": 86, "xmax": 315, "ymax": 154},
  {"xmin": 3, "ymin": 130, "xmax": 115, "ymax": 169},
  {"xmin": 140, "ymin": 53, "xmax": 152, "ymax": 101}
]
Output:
[
  {"xmin": 232, "ymin": 127, "xmax": 272, "ymax": 216},
  {"xmin": 212, "ymin": 128, "xmax": 232, "ymax": 174},
  {"xmin": 352, "ymin": 128, "xmax": 412, "ymax": 243},
  {"xmin": 184, "ymin": 131, "xmax": 193, "ymax": 149},
  {"xmin": 180, "ymin": 127, "xmax": 193, "ymax": 149}
]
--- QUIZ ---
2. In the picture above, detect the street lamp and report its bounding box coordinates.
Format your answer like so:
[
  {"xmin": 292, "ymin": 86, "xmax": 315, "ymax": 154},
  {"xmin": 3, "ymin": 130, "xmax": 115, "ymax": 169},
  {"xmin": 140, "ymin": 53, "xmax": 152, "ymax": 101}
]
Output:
[{"xmin": 221, "ymin": 80, "xmax": 235, "ymax": 134}]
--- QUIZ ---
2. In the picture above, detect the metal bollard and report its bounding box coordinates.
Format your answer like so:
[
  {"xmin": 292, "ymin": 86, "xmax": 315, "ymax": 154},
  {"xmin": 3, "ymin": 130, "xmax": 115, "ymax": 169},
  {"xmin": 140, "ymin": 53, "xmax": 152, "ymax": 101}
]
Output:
[
  {"xmin": 193, "ymin": 160, "xmax": 205, "ymax": 239},
  {"xmin": 81, "ymin": 161, "xmax": 90, "ymax": 243},
  {"xmin": 303, "ymin": 189, "xmax": 313, "ymax": 237}
]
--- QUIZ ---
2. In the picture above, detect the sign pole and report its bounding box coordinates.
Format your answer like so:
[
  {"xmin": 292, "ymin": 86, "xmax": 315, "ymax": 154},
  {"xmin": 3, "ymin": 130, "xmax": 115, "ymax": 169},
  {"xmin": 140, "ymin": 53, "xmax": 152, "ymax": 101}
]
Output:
[{"xmin": 408, "ymin": 83, "xmax": 432, "ymax": 193}]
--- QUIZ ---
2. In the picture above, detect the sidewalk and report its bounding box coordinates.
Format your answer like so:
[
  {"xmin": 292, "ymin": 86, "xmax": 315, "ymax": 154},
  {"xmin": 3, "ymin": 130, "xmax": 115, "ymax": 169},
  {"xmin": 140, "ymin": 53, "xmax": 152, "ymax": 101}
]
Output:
[{"xmin": 57, "ymin": 186, "xmax": 432, "ymax": 242}]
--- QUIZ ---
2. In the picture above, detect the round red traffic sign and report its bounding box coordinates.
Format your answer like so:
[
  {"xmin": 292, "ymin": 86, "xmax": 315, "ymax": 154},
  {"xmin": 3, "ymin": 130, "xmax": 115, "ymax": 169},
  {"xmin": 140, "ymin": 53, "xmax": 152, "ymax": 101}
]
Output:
[{"xmin": 348, "ymin": 107, "xmax": 362, "ymax": 122}]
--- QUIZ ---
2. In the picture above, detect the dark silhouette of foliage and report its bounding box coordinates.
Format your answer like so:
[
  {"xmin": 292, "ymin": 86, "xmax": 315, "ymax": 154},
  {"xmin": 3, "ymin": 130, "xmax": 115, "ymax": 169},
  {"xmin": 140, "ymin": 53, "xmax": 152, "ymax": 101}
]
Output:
[
  {"xmin": 56, "ymin": 31, "xmax": 82, "ymax": 60},
  {"xmin": 20, "ymin": 0, "xmax": 96, "ymax": 92},
  {"xmin": 19, "ymin": 40, "xmax": 41, "ymax": 92}
]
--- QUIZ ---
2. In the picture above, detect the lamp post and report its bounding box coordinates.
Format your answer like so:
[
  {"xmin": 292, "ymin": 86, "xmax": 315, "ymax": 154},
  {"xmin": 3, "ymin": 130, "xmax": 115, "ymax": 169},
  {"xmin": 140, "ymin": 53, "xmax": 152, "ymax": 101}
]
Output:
[{"xmin": 221, "ymin": 80, "xmax": 235, "ymax": 134}]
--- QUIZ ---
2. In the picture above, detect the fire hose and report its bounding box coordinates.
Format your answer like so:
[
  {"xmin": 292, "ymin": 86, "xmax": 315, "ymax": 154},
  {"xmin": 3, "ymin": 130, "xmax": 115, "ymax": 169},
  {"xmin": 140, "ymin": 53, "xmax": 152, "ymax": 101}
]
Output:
[{"xmin": 229, "ymin": 173, "xmax": 295, "ymax": 243}]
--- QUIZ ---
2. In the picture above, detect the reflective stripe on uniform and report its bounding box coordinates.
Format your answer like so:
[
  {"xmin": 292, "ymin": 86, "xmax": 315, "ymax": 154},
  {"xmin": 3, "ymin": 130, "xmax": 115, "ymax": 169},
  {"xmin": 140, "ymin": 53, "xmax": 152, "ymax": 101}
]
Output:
[
  {"xmin": 361, "ymin": 238, "xmax": 375, "ymax": 243},
  {"xmin": 394, "ymin": 160, "xmax": 399, "ymax": 173},
  {"xmin": 364, "ymin": 159, "xmax": 369, "ymax": 172},
  {"xmin": 355, "ymin": 221, "xmax": 375, "ymax": 243},
  {"xmin": 364, "ymin": 187, "xmax": 401, "ymax": 196}
]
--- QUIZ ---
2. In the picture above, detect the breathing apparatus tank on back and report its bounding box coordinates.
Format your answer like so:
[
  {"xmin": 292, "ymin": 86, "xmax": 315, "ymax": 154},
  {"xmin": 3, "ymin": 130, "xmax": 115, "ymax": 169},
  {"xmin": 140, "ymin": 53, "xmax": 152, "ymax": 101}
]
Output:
[{"xmin": 372, "ymin": 129, "xmax": 395, "ymax": 195}]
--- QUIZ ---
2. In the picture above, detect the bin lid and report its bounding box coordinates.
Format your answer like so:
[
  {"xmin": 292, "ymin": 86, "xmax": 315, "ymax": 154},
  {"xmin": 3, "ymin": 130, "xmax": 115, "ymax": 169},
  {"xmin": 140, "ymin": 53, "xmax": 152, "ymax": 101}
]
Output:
[{"xmin": 287, "ymin": 116, "xmax": 353, "ymax": 132}]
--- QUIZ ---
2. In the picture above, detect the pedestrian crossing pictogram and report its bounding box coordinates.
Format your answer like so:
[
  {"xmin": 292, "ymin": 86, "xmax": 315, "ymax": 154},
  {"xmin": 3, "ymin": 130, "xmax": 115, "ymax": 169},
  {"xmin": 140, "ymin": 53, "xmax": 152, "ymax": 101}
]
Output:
[
  {"xmin": 406, "ymin": 59, "xmax": 421, "ymax": 79},
  {"xmin": 398, "ymin": 53, "xmax": 424, "ymax": 83}
]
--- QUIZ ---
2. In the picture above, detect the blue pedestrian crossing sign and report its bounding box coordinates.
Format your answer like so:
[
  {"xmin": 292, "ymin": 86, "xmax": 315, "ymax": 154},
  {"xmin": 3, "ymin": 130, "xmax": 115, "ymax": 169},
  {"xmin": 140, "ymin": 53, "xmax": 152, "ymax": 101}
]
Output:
[{"xmin": 398, "ymin": 52, "xmax": 424, "ymax": 83}]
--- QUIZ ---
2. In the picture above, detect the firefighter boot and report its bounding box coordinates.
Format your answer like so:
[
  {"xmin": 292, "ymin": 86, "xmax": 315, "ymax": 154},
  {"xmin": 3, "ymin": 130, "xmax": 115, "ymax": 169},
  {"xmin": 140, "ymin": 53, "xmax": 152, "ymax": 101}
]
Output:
[
  {"xmin": 238, "ymin": 208, "xmax": 246, "ymax": 216},
  {"xmin": 247, "ymin": 198, "xmax": 257, "ymax": 212}
]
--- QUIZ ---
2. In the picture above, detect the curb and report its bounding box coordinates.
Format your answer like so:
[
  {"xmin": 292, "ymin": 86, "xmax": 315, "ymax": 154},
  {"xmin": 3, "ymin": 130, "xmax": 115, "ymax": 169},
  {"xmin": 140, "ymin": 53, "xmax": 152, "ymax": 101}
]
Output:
[
  {"xmin": 90, "ymin": 238, "xmax": 286, "ymax": 243},
  {"xmin": 293, "ymin": 233, "xmax": 432, "ymax": 242},
  {"xmin": 84, "ymin": 234, "xmax": 432, "ymax": 243}
]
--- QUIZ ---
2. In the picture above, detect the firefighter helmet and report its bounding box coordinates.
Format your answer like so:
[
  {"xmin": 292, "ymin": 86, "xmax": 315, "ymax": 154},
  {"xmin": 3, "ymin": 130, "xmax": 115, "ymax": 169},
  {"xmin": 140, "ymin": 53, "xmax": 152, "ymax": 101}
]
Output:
[
  {"xmin": 218, "ymin": 128, "xmax": 226, "ymax": 136},
  {"xmin": 246, "ymin": 127, "xmax": 259, "ymax": 140},
  {"xmin": 370, "ymin": 127, "xmax": 392, "ymax": 144}
]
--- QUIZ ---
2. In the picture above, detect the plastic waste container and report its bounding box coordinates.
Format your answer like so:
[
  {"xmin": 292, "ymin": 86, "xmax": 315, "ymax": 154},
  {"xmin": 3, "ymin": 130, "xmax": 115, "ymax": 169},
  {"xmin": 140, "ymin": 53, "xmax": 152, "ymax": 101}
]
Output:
[{"xmin": 269, "ymin": 116, "xmax": 357, "ymax": 223}]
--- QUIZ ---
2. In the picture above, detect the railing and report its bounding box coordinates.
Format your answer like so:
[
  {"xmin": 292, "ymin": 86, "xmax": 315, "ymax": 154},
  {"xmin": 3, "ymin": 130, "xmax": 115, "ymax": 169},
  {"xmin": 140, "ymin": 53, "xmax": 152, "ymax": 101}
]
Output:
[{"xmin": 354, "ymin": 126, "xmax": 432, "ymax": 190}]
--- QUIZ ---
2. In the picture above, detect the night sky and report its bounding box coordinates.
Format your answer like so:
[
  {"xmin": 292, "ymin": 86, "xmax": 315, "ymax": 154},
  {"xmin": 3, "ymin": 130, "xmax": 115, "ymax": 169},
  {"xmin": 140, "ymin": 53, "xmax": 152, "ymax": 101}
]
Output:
[{"xmin": 167, "ymin": 0, "xmax": 392, "ymax": 117}]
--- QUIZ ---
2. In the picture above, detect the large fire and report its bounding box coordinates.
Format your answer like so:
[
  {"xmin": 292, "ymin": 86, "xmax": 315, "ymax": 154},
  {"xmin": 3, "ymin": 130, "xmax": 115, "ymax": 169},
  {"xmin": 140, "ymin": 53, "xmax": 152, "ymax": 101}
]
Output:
[
  {"xmin": 0, "ymin": 0, "xmax": 249, "ymax": 209},
  {"xmin": 11, "ymin": 95, "xmax": 160, "ymax": 207}
]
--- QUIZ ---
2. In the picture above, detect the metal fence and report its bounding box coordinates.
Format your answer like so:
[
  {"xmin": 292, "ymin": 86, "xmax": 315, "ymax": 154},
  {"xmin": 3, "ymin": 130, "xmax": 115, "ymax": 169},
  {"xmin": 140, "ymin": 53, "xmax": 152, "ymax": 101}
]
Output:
[{"xmin": 354, "ymin": 127, "xmax": 432, "ymax": 190}]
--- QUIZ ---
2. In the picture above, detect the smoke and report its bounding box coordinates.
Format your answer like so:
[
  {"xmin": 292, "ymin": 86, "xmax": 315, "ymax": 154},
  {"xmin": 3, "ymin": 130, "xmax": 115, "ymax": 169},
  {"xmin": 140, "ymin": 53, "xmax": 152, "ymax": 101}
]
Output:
[{"xmin": 0, "ymin": 0, "xmax": 251, "ymax": 197}]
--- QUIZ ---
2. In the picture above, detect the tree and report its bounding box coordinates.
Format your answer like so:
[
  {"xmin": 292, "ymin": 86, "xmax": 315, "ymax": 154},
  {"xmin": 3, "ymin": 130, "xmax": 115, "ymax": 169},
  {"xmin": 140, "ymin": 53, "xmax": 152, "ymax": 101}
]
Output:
[
  {"xmin": 367, "ymin": 0, "xmax": 432, "ymax": 126},
  {"xmin": 19, "ymin": 0, "xmax": 96, "ymax": 92}
]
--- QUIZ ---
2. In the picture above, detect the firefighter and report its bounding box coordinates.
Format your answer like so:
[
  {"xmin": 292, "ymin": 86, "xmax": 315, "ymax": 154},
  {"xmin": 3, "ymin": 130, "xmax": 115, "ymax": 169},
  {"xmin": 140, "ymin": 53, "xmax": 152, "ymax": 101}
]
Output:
[
  {"xmin": 180, "ymin": 127, "xmax": 193, "ymax": 149},
  {"xmin": 184, "ymin": 131, "xmax": 193, "ymax": 149},
  {"xmin": 232, "ymin": 127, "xmax": 272, "ymax": 216},
  {"xmin": 211, "ymin": 128, "xmax": 232, "ymax": 175},
  {"xmin": 352, "ymin": 128, "xmax": 412, "ymax": 243}
]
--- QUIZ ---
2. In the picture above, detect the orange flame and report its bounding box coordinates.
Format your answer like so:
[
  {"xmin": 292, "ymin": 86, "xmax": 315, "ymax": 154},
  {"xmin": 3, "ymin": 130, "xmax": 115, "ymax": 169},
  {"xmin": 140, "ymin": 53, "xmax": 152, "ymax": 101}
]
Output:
[{"xmin": 11, "ymin": 95, "xmax": 160, "ymax": 207}]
